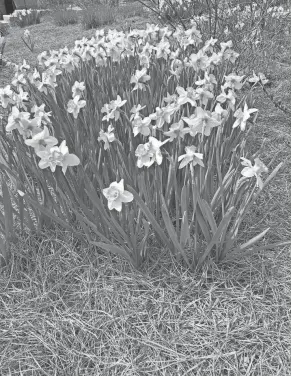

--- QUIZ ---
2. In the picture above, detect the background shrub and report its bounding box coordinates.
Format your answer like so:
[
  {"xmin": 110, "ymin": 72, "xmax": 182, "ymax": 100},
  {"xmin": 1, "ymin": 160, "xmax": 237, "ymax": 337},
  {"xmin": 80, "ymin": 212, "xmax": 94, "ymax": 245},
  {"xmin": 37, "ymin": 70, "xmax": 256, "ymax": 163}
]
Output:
[
  {"xmin": 53, "ymin": 9, "xmax": 79, "ymax": 26},
  {"xmin": 81, "ymin": 4, "xmax": 115, "ymax": 29}
]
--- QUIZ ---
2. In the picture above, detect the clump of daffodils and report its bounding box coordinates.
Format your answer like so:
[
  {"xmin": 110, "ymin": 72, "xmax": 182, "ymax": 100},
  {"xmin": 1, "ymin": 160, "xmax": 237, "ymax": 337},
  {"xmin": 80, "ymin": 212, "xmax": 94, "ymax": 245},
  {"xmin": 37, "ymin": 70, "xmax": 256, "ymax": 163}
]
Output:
[{"xmin": 0, "ymin": 21, "xmax": 266, "ymax": 212}]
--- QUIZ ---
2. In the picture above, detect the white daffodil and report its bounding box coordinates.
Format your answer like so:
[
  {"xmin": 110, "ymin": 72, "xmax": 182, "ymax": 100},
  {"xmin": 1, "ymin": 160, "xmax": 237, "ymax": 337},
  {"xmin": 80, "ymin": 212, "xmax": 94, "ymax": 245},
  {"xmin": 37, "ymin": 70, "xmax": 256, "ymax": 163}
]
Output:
[
  {"xmin": 0, "ymin": 85, "xmax": 14, "ymax": 108},
  {"xmin": 72, "ymin": 81, "xmax": 86, "ymax": 97},
  {"xmin": 130, "ymin": 104, "xmax": 146, "ymax": 121},
  {"xmin": 36, "ymin": 140, "xmax": 80, "ymax": 174},
  {"xmin": 67, "ymin": 95, "xmax": 86, "ymax": 119},
  {"xmin": 101, "ymin": 95, "xmax": 126, "ymax": 122},
  {"xmin": 135, "ymin": 137, "xmax": 168, "ymax": 168},
  {"xmin": 98, "ymin": 124, "xmax": 115, "ymax": 150},
  {"xmin": 130, "ymin": 68, "xmax": 150, "ymax": 91},
  {"xmin": 149, "ymin": 105, "xmax": 177, "ymax": 129},
  {"xmin": 233, "ymin": 103, "xmax": 258, "ymax": 131},
  {"xmin": 182, "ymin": 107, "xmax": 220, "ymax": 137},
  {"xmin": 163, "ymin": 120, "xmax": 189, "ymax": 142},
  {"xmin": 31, "ymin": 103, "xmax": 52, "ymax": 125},
  {"xmin": 176, "ymin": 86, "xmax": 197, "ymax": 107},
  {"xmin": 102, "ymin": 179, "xmax": 133, "ymax": 212},
  {"xmin": 25, "ymin": 126, "xmax": 58, "ymax": 152},
  {"xmin": 132, "ymin": 116, "xmax": 152, "ymax": 137},
  {"xmin": 6, "ymin": 106, "xmax": 30, "ymax": 132},
  {"xmin": 178, "ymin": 146, "xmax": 204, "ymax": 169},
  {"xmin": 241, "ymin": 157, "xmax": 268, "ymax": 189},
  {"xmin": 216, "ymin": 88, "xmax": 236, "ymax": 110},
  {"xmin": 224, "ymin": 73, "xmax": 245, "ymax": 91}
]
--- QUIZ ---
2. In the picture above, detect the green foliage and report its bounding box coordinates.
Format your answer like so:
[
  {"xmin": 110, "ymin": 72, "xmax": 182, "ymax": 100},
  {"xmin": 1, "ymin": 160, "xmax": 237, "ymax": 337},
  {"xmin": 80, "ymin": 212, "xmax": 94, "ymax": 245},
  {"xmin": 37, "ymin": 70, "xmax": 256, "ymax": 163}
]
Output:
[
  {"xmin": 53, "ymin": 9, "xmax": 79, "ymax": 26},
  {"xmin": 81, "ymin": 4, "xmax": 116, "ymax": 29}
]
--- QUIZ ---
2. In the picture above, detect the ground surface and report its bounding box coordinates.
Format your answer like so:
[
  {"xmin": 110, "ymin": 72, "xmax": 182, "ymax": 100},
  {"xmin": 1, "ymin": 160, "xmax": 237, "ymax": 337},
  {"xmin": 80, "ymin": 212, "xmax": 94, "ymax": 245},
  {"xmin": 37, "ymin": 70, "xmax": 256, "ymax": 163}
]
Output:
[{"xmin": 0, "ymin": 5, "xmax": 291, "ymax": 375}]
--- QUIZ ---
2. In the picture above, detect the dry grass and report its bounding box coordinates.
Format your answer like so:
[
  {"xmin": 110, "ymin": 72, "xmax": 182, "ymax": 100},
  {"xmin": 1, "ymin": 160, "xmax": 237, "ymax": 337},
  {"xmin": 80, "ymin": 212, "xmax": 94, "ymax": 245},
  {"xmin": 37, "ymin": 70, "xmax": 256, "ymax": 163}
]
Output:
[
  {"xmin": 0, "ymin": 5, "xmax": 291, "ymax": 375},
  {"xmin": 0, "ymin": 228, "xmax": 290, "ymax": 375}
]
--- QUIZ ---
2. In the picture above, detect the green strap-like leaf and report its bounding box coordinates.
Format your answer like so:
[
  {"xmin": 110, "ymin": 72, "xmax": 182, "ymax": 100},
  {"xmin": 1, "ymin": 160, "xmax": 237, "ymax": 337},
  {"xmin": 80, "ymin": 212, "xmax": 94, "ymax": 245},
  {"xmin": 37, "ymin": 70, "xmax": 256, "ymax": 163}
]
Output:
[
  {"xmin": 1, "ymin": 178, "xmax": 14, "ymax": 241},
  {"xmin": 197, "ymin": 206, "xmax": 235, "ymax": 269},
  {"xmin": 127, "ymin": 185, "xmax": 173, "ymax": 253},
  {"xmin": 160, "ymin": 193, "xmax": 192, "ymax": 269}
]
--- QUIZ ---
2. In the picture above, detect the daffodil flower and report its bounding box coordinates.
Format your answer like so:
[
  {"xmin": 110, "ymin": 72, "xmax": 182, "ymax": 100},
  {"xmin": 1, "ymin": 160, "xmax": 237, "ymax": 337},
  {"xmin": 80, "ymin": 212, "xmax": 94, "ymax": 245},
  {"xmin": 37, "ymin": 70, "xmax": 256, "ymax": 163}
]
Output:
[
  {"xmin": 214, "ymin": 103, "xmax": 228, "ymax": 121},
  {"xmin": 62, "ymin": 54, "xmax": 80, "ymax": 72},
  {"xmin": 135, "ymin": 137, "xmax": 168, "ymax": 168},
  {"xmin": 154, "ymin": 39, "xmax": 171, "ymax": 60},
  {"xmin": 141, "ymin": 41, "xmax": 155, "ymax": 58},
  {"xmin": 248, "ymin": 71, "xmax": 269, "ymax": 85},
  {"xmin": 163, "ymin": 120, "xmax": 189, "ymax": 142},
  {"xmin": 178, "ymin": 146, "xmax": 204, "ymax": 169},
  {"xmin": 36, "ymin": 140, "xmax": 80, "ymax": 174},
  {"xmin": 12, "ymin": 73, "xmax": 27, "ymax": 87},
  {"xmin": 25, "ymin": 126, "xmax": 58, "ymax": 152},
  {"xmin": 34, "ymin": 75, "xmax": 49, "ymax": 94},
  {"xmin": 12, "ymin": 87, "xmax": 29, "ymax": 110},
  {"xmin": 17, "ymin": 118, "xmax": 42, "ymax": 139},
  {"xmin": 222, "ymin": 48, "xmax": 239, "ymax": 64},
  {"xmin": 6, "ymin": 107, "xmax": 30, "ymax": 132},
  {"xmin": 101, "ymin": 96, "xmax": 126, "ymax": 122},
  {"xmin": 98, "ymin": 124, "xmax": 115, "ymax": 150},
  {"xmin": 220, "ymin": 40, "xmax": 233, "ymax": 52},
  {"xmin": 163, "ymin": 93, "xmax": 178, "ymax": 106},
  {"xmin": 185, "ymin": 24, "xmax": 202, "ymax": 45},
  {"xmin": 23, "ymin": 29, "xmax": 30, "ymax": 38},
  {"xmin": 135, "ymin": 143, "xmax": 153, "ymax": 168},
  {"xmin": 224, "ymin": 73, "xmax": 245, "ymax": 91},
  {"xmin": 31, "ymin": 103, "xmax": 52, "ymax": 126},
  {"xmin": 176, "ymin": 86, "xmax": 197, "ymax": 107},
  {"xmin": 37, "ymin": 51, "xmax": 48, "ymax": 66},
  {"xmin": 67, "ymin": 95, "xmax": 86, "ymax": 119},
  {"xmin": 19, "ymin": 60, "xmax": 30, "ymax": 72},
  {"xmin": 195, "ymin": 72, "xmax": 217, "ymax": 91},
  {"xmin": 233, "ymin": 103, "xmax": 258, "ymax": 131},
  {"xmin": 202, "ymin": 37, "xmax": 217, "ymax": 53},
  {"xmin": 216, "ymin": 88, "xmax": 236, "ymax": 110},
  {"xmin": 195, "ymin": 87, "xmax": 214, "ymax": 107},
  {"xmin": 209, "ymin": 51, "xmax": 223, "ymax": 65},
  {"xmin": 0, "ymin": 85, "xmax": 14, "ymax": 108},
  {"xmin": 149, "ymin": 105, "xmax": 177, "ymax": 129},
  {"xmin": 139, "ymin": 53, "xmax": 150, "ymax": 68},
  {"xmin": 130, "ymin": 68, "xmax": 150, "ymax": 91},
  {"xmin": 72, "ymin": 81, "xmax": 86, "ymax": 97},
  {"xmin": 42, "ymin": 65, "xmax": 62, "ymax": 88},
  {"xmin": 102, "ymin": 179, "xmax": 133, "ymax": 212},
  {"xmin": 169, "ymin": 58, "xmax": 183, "ymax": 79},
  {"xmin": 187, "ymin": 50, "xmax": 208, "ymax": 71},
  {"xmin": 241, "ymin": 157, "xmax": 268, "ymax": 189},
  {"xmin": 132, "ymin": 116, "xmax": 152, "ymax": 137},
  {"xmin": 130, "ymin": 104, "xmax": 146, "ymax": 121},
  {"xmin": 28, "ymin": 68, "xmax": 41, "ymax": 84},
  {"xmin": 182, "ymin": 107, "xmax": 220, "ymax": 137}
]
